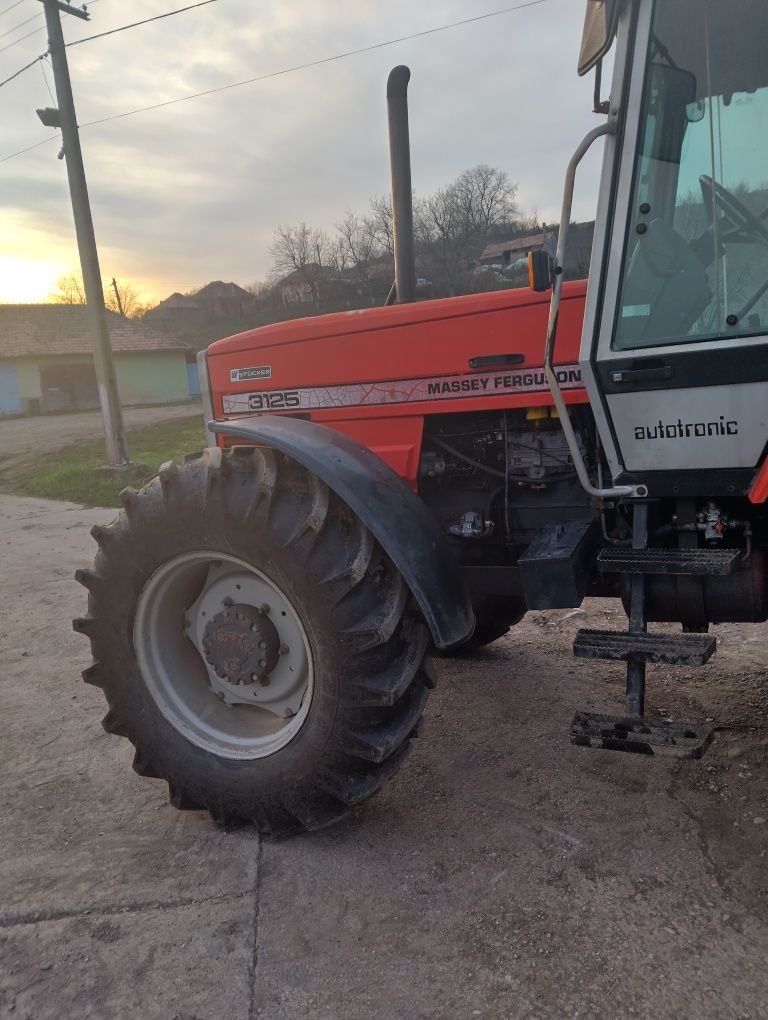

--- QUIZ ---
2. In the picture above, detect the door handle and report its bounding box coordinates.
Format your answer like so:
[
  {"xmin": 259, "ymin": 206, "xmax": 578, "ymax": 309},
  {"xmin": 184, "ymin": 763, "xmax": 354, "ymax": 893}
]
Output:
[
  {"xmin": 610, "ymin": 365, "xmax": 673, "ymax": 384},
  {"xmin": 469, "ymin": 353, "xmax": 525, "ymax": 369}
]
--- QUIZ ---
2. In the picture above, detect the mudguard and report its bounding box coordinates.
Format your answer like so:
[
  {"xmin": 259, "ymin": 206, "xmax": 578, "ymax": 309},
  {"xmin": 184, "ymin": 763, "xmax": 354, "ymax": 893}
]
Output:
[{"xmin": 209, "ymin": 416, "xmax": 475, "ymax": 651}]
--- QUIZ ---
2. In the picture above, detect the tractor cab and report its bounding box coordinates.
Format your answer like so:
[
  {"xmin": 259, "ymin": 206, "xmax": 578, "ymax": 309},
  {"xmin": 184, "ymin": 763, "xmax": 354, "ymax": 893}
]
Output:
[
  {"xmin": 548, "ymin": 0, "xmax": 768, "ymax": 500},
  {"xmin": 543, "ymin": 0, "xmax": 768, "ymax": 755}
]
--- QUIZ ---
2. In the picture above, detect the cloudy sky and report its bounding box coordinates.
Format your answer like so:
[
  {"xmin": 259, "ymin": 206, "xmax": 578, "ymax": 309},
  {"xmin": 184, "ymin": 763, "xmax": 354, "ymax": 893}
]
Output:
[{"xmin": 0, "ymin": 0, "xmax": 605, "ymax": 303}]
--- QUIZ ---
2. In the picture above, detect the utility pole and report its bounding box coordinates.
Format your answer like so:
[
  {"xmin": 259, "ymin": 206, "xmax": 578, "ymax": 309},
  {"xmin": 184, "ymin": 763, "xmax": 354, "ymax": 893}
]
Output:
[
  {"xmin": 40, "ymin": 0, "xmax": 129, "ymax": 466},
  {"xmin": 111, "ymin": 277, "xmax": 125, "ymax": 317}
]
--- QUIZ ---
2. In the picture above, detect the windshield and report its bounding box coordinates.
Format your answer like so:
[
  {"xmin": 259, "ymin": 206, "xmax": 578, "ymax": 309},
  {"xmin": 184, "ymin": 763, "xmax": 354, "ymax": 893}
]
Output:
[{"xmin": 614, "ymin": 0, "xmax": 768, "ymax": 350}]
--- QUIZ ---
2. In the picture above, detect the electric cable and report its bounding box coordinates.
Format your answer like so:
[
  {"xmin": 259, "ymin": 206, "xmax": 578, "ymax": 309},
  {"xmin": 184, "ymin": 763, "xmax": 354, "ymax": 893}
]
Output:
[
  {"xmin": 1, "ymin": 0, "xmax": 555, "ymax": 160},
  {"xmin": 0, "ymin": 8, "xmax": 40, "ymax": 40},
  {"xmin": 79, "ymin": 0, "xmax": 553, "ymax": 129},
  {"xmin": 0, "ymin": 0, "xmax": 101, "ymax": 54},
  {"xmin": 66, "ymin": 0, "xmax": 218, "ymax": 48},
  {"xmin": 39, "ymin": 51, "xmax": 55, "ymax": 102},
  {"xmin": 0, "ymin": 49, "xmax": 39, "ymax": 87},
  {"xmin": 0, "ymin": 23, "xmax": 40, "ymax": 53},
  {"xmin": 0, "ymin": 0, "xmax": 28, "ymax": 19},
  {"xmin": 0, "ymin": 133, "xmax": 57, "ymax": 163}
]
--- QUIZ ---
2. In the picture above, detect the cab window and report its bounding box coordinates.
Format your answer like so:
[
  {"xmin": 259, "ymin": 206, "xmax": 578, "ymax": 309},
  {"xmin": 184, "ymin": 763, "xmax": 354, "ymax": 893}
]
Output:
[{"xmin": 613, "ymin": 0, "xmax": 768, "ymax": 349}]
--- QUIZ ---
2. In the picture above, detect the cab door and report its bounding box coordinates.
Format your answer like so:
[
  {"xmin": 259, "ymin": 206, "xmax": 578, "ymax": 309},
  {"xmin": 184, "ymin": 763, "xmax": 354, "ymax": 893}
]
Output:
[{"xmin": 585, "ymin": 0, "xmax": 768, "ymax": 497}]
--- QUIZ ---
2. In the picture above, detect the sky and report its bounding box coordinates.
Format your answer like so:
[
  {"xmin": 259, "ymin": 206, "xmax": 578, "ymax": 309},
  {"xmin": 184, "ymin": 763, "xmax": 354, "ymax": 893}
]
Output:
[{"xmin": 0, "ymin": 0, "xmax": 605, "ymax": 304}]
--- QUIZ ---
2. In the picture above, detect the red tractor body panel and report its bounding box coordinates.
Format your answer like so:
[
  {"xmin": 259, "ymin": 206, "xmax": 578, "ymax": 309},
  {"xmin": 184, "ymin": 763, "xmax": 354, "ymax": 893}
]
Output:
[{"xmin": 208, "ymin": 281, "xmax": 588, "ymax": 488}]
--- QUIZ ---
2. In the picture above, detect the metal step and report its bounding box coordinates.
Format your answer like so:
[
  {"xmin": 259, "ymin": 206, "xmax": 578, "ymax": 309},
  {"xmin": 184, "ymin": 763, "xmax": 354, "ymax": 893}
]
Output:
[
  {"xmin": 573, "ymin": 628, "xmax": 716, "ymax": 666},
  {"xmin": 597, "ymin": 546, "xmax": 739, "ymax": 576},
  {"xmin": 570, "ymin": 711, "xmax": 714, "ymax": 759}
]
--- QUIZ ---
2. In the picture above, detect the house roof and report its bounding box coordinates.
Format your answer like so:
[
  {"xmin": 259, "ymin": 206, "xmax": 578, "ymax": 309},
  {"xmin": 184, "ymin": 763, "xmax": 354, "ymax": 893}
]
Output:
[
  {"xmin": 479, "ymin": 232, "xmax": 547, "ymax": 262},
  {"xmin": 194, "ymin": 280, "xmax": 252, "ymax": 301},
  {"xmin": 278, "ymin": 265, "xmax": 346, "ymax": 287},
  {"xmin": 0, "ymin": 304, "xmax": 191, "ymax": 359},
  {"xmin": 155, "ymin": 292, "xmax": 199, "ymax": 310}
]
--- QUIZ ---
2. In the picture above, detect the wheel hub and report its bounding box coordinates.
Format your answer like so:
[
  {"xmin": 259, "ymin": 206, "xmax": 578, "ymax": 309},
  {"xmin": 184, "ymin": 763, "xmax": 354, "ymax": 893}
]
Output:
[
  {"xmin": 202, "ymin": 604, "xmax": 280, "ymax": 687},
  {"xmin": 133, "ymin": 551, "xmax": 314, "ymax": 759}
]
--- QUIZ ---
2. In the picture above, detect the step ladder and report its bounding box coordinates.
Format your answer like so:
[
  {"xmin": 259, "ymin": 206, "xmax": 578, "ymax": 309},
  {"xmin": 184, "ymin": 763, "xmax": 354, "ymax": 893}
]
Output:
[{"xmin": 569, "ymin": 504, "xmax": 733, "ymax": 758}]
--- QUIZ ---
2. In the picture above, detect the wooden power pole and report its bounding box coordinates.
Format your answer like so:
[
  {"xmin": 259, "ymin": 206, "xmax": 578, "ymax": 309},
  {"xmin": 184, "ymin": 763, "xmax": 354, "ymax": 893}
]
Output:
[{"xmin": 41, "ymin": 0, "xmax": 130, "ymax": 466}]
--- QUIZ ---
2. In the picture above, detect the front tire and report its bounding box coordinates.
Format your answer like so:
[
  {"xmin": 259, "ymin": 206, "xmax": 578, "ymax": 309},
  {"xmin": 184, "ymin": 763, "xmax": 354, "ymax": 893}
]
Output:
[{"xmin": 74, "ymin": 446, "xmax": 433, "ymax": 836}]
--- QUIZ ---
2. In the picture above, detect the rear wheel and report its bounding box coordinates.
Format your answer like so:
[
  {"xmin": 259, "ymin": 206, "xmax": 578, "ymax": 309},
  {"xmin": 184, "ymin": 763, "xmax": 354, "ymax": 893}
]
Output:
[{"xmin": 74, "ymin": 446, "xmax": 433, "ymax": 836}]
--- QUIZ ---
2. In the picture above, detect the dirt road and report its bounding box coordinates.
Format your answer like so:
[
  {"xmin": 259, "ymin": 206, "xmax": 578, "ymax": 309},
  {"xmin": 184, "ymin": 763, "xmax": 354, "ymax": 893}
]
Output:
[
  {"xmin": 0, "ymin": 402, "xmax": 201, "ymax": 486},
  {"xmin": 1, "ymin": 491, "xmax": 767, "ymax": 1019}
]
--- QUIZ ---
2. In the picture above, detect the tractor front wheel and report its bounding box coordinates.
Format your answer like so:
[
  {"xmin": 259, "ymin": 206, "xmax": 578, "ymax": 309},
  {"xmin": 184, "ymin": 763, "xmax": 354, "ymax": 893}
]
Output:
[{"xmin": 74, "ymin": 446, "xmax": 433, "ymax": 836}]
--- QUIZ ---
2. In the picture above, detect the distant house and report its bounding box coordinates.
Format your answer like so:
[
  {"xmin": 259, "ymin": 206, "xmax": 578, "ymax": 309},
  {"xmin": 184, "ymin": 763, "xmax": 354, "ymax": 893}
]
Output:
[
  {"xmin": 193, "ymin": 281, "xmax": 255, "ymax": 317},
  {"xmin": 278, "ymin": 266, "xmax": 354, "ymax": 306},
  {"xmin": 477, "ymin": 222, "xmax": 595, "ymax": 277},
  {"xmin": 144, "ymin": 291, "xmax": 201, "ymax": 329},
  {"xmin": 477, "ymin": 229, "xmax": 555, "ymax": 269},
  {"xmin": 0, "ymin": 304, "xmax": 196, "ymax": 416}
]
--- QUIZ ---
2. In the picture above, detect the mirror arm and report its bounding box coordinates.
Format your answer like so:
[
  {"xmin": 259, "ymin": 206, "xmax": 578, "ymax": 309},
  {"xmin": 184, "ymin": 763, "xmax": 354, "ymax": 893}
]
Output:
[{"xmin": 593, "ymin": 59, "xmax": 610, "ymax": 114}]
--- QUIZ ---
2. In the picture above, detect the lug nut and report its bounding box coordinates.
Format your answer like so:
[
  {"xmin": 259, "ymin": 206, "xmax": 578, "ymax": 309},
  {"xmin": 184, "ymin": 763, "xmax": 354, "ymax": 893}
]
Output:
[
  {"xmin": 223, "ymin": 596, "xmax": 234, "ymax": 607},
  {"xmin": 258, "ymin": 658, "xmax": 266, "ymax": 668},
  {"xmin": 259, "ymin": 640, "xmax": 266, "ymax": 650},
  {"xmin": 278, "ymin": 644, "xmax": 289, "ymax": 656},
  {"xmin": 260, "ymin": 603, "xmax": 271, "ymax": 615}
]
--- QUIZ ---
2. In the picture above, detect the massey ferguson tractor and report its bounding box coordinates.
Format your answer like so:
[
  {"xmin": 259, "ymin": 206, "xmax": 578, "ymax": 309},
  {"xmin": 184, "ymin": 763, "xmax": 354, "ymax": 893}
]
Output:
[{"xmin": 76, "ymin": 0, "xmax": 768, "ymax": 835}]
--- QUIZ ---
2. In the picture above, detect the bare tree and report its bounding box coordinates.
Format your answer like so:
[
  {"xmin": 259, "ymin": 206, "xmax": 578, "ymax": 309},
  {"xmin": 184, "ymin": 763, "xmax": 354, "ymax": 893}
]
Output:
[
  {"xmin": 106, "ymin": 279, "xmax": 147, "ymax": 318},
  {"xmin": 49, "ymin": 272, "xmax": 147, "ymax": 317},
  {"xmin": 270, "ymin": 222, "xmax": 332, "ymax": 305},
  {"xmin": 335, "ymin": 209, "xmax": 378, "ymax": 301},
  {"xmin": 415, "ymin": 187, "xmax": 474, "ymax": 295},
  {"xmin": 49, "ymin": 272, "xmax": 86, "ymax": 304},
  {"xmin": 454, "ymin": 164, "xmax": 519, "ymax": 240},
  {"xmin": 369, "ymin": 194, "xmax": 395, "ymax": 259}
]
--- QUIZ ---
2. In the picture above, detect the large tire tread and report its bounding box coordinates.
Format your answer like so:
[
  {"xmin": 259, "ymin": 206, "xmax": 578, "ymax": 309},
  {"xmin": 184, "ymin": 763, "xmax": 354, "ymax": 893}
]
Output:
[{"xmin": 76, "ymin": 445, "xmax": 432, "ymax": 837}]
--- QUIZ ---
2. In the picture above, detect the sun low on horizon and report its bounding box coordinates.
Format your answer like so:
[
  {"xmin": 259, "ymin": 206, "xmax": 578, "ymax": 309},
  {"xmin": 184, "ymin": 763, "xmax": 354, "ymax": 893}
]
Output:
[
  {"xmin": 0, "ymin": 249, "xmax": 163, "ymax": 306},
  {"xmin": 0, "ymin": 253, "xmax": 70, "ymax": 304}
]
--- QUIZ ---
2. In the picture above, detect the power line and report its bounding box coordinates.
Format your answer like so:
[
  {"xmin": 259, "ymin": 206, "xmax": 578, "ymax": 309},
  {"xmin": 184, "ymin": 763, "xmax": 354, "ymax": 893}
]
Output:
[
  {"xmin": 40, "ymin": 51, "xmax": 55, "ymax": 101},
  {"xmin": 0, "ymin": 133, "xmax": 57, "ymax": 163},
  {"xmin": 0, "ymin": 0, "xmax": 211, "ymax": 93},
  {"xmin": 66, "ymin": 0, "xmax": 218, "ymax": 48},
  {"xmin": 81, "ymin": 0, "xmax": 553, "ymax": 129},
  {"xmin": 0, "ymin": 0, "xmax": 101, "ymax": 54},
  {"xmin": 1, "ymin": 0, "xmax": 554, "ymax": 160},
  {"xmin": 0, "ymin": 48, "xmax": 38, "ymax": 87},
  {"xmin": 0, "ymin": 8, "xmax": 41, "ymax": 40},
  {"xmin": 0, "ymin": 22, "xmax": 40, "ymax": 53},
  {"xmin": 0, "ymin": 0, "xmax": 28, "ymax": 19}
]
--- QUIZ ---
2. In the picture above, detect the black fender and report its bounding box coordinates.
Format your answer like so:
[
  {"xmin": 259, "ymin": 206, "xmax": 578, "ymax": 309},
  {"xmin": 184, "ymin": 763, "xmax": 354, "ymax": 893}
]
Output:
[{"xmin": 209, "ymin": 416, "xmax": 475, "ymax": 651}]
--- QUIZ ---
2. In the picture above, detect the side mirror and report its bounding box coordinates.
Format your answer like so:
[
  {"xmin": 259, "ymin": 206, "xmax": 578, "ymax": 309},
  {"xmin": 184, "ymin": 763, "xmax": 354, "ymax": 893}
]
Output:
[
  {"xmin": 528, "ymin": 250, "xmax": 552, "ymax": 292},
  {"xmin": 578, "ymin": 0, "xmax": 621, "ymax": 77}
]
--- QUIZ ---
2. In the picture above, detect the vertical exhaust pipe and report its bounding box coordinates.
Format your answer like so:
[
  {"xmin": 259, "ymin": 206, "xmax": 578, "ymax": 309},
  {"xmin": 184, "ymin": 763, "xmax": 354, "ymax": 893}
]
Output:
[{"xmin": 387, "ymin": 65, "xmax": 416, "ymax": 304}]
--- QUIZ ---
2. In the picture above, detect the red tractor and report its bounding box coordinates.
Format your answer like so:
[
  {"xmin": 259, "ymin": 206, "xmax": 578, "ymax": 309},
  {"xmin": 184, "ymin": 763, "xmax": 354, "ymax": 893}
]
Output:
[{"xmin": 76, "ymin": 0, "xmax": 768, "ymax": 835}]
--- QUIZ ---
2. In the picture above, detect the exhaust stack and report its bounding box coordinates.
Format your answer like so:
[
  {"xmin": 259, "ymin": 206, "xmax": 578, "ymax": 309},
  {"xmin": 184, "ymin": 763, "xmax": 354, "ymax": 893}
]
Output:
[{"xmin": 386, "ymin": 65, "xmax": 416, "ymax": 304}]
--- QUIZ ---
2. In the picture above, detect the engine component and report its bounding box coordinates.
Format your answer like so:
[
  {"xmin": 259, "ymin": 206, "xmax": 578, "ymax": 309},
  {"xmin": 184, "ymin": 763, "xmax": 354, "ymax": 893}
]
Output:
[{"xmin": 448, "ymin": 511, "xmax": 494, "ymax": 539}]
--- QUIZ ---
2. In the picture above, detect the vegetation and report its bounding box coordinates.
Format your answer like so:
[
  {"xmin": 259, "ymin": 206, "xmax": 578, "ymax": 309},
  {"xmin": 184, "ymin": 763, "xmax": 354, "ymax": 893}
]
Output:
[
  {"xmin": 14, "ymin": 416, "xmax": 205, "ymax": 508},
  {"xmin": 48, "ymin": 272, "xmax": 150, "ymax": 318}
]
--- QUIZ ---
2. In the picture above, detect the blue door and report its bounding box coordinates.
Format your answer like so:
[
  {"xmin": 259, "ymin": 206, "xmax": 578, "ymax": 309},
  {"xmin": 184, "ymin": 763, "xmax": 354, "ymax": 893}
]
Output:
[
  {"xmin": 0, "ymin": 364, "xmax": 20, "ymax": 415},
  {"xmin": 186, "ymin": 361, "xmax": 201, "ymax": 396}
]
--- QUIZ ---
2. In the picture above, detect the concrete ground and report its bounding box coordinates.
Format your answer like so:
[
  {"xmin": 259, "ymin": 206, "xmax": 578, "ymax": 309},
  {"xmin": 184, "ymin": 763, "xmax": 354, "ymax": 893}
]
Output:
[
  {"xmin": 1, "ymin": 491, "xmax": 767, "ymax": 1020},
  {"xmin": 0, "ymin": 401, "xmax": 201, "ymax": 487}
]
